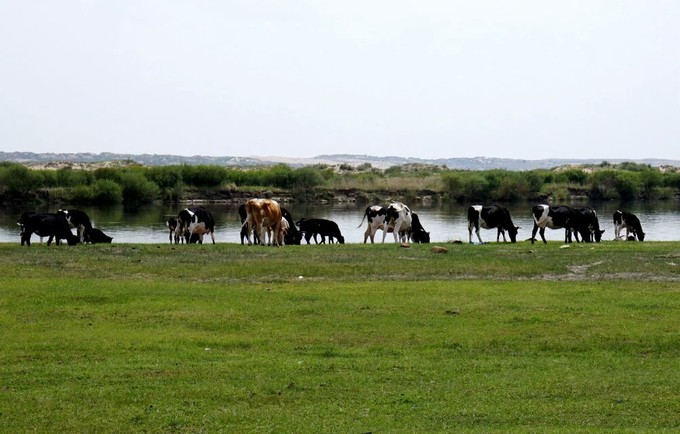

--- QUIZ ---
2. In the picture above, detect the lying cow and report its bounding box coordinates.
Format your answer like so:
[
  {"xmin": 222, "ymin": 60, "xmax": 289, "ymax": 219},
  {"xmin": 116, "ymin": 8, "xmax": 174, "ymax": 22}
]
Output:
[
  {"xmin": 17, "ymin": 212, "xmax": 80, "ymax": 246},
  {"xmin": 58, "ymin": 209, "xmax": 93, "ymax": 243},
  {"xmin": 297, "ymin": 218, "xmax": 345, "ymax": 244},
  {"xmin": 244, "ymin": 198, "xmax": 282, "ymax": 246},
  {"xmin": 177, "ymin": 207, "xmax": 216, "ymax": 244},
  {"xmin": 357, "ymin": 205, "xmax": 387, "ymax": 243},
  {"xmin": 467, "ymin": 205, "xmax": 519, "ymax": 243},
  {"xmin": 614, "ymin": 210, "xmax": 645, "ymax": 241},
  {"xmin": 383, "ymin": 202, "xmax": 412, "ymax": 243},
  {"xmin": 408, "ymin": 213, "xmax": 430, "ymax": 243}
]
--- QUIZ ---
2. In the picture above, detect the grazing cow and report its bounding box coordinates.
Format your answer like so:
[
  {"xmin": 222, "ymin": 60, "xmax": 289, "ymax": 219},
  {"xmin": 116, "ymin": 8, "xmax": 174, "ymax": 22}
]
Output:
[
  {"xmin": 85, "ymin": 227, "xmax": 113, "ymax": 244},
  {"xmin": 408, "ymin": 213, "xmax": 430, "ymax": 243},
  {"xmin": 531, "ymin": 204, "xmax": 590, "ymax": 244},
  {"xmin": 614, "ymin": 210, "xmax": 645, "ymax": 241},
  {"xmin": 177, "ymin": 207, "xmax": 216, "ymax": 244},
  {"xmin": 17, "ymin": 212, "xmax": 80, "ymax": 246},
  {"xmin": 281, "ymin": 208, "xmax": 302, "ymax": 245},
  {"xmin": 382, "ymin": 202, "xmax": 412, "ymax": 243},
  {"xmin": 297, "ymin": 218, "xmax": 345, "ymax": 244},
  {"xmin": 467, "ymin": 205, "xmax": 519, "ymax": 243},
  {"xmin": 357, "ymin": 205, "xmax": 387, "ymax": 243},
  {"xmin": 244, "ymin": 198, "xmax": 282, "ymax": 246},
  {"xmin": 574, "ymin": 207, "xmax": 605, "ymax": 242},
  {"xmin": 58, "ymin": 209, "xmax": 93, "ymax": 243},
  {"xmin": 166, "ymin": 217, "xmax": 182, "ymax": 244}
]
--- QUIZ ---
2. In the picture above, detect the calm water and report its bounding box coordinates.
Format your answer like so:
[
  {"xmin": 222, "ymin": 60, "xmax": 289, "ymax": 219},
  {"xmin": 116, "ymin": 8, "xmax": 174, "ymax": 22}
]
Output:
[{"xmin": 2, "ymin": 201, "xmax": 679, "ymax": 244}]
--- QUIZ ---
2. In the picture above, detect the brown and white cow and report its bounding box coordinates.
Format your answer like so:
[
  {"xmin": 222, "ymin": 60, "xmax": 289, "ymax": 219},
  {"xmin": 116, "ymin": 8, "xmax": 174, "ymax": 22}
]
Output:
[{"xmin": 243, "ymin": 199, "xmax": 283, "ymax": 246}]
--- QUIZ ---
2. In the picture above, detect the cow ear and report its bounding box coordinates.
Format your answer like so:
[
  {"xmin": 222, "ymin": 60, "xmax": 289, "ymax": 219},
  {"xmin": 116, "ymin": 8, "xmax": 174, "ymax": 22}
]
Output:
[{"xmin": 516, "ymin": 226, "xmax": 520, "ymax": 230}]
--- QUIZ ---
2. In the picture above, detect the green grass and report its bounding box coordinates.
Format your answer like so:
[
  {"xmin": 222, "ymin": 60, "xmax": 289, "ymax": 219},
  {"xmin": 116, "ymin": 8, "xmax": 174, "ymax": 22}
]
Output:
[{"xmin": 1, "ymin": 242, "xmax": 679, "ymax": 432}]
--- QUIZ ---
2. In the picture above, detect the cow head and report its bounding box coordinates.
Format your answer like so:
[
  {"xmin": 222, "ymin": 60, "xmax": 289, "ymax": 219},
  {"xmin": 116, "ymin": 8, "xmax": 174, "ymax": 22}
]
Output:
[
  {"xmin": 637, "ymin": 231, "xmax": 646, "ymax": 242},
  {"xmin": 593, "ymin": 229, "xmax": 605, "ymax": 242},
  {"xmin": 508, "ymin": 226, "xmax": 519, "ymax": 243}
]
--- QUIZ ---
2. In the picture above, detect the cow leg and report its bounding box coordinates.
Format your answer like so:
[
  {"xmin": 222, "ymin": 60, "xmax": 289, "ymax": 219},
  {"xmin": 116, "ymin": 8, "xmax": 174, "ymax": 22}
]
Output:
[
  {"xmin": 471, "ymin": 222, "xmax": 482, "ymax": 244},
  {"xmin": 47, "ymin": 235, "xmax": 54, "ymax": 246},
  {"xmin": 21, "ymin": 232, "xmax": 31, "ymax": 246}
]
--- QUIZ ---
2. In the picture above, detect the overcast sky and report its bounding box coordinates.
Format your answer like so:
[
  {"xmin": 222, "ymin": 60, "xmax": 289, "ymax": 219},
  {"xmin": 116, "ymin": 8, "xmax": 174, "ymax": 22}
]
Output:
[{"xmin": 1, "ymin": 1, "xmax": 678, "ymax": 160}]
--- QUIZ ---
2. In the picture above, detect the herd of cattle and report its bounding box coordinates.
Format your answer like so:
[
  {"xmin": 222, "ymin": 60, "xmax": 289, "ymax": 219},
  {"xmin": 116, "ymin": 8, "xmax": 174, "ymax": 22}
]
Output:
[{"xmin": 15, "ymin": 200, "xmax": 646, "ymax": 246}]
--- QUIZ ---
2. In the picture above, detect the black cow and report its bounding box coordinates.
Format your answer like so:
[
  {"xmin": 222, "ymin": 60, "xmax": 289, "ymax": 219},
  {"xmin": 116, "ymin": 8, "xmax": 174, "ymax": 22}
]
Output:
[
  {"xmin": 281, "ymin": 208, "xmax": 302, "ymax": 245},
  {"xmin": 58, "ymin": 209, "xmax": 93, "ymax": 243},
  {"xmin": 238, "ymin": 204, "xmax": 262, "ymax": 245},
  {"xmin": 17, "ymin": 212, "xmax": 80, "ymax": 246},
  {"xmin": 574, "ymin": 207, "xmax": 605, "ymax": 242},
  {"xmin": 297, "ymin": 218, "xmax": 345, "ymax": 244},
  {"xmin": 408, "ymin": 213, "xmax": 430, "ymax": 243},
  {"xmin": 177, "ymin": 207, "xmax": 215, "ymax": 244},
  {"xmin": 85, "ymin": 228, "xmax": 113, "ymax": 244},
  {"xmin": 614, "ymin": 210, "xmax": 645, "ymax": 241},
  {"xmin": 467, "ymin": 205, "xmax": 519, "ymax": 243}
]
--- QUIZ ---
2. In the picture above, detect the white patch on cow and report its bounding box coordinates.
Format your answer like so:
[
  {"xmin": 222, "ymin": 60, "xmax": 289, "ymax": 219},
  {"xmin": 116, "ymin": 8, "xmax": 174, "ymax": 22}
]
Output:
[
  {"xmin": 383, "ymin": 202, "xmax": 412, "ymax": 243},
  {"xmin": 533, "ymin": 204, "xmax": 557, "ymax": 229}
]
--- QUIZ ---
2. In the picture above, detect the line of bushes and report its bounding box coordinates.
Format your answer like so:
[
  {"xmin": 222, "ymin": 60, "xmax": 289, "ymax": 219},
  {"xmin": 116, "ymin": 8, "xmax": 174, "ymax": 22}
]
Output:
[{"xmin": 0, "ymin": 160, "xmax": 678, "ymax": 205}]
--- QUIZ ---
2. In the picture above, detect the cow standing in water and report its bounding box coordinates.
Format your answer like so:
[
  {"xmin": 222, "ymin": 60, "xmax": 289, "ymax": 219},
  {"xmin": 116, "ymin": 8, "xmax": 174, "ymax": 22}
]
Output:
[
  {"xmin": 614, "ymin": 210, "xmax": 645, "ymax": 241},
  {"xmin": 467, "ymin": 205, "xmax": 519, "ymax": 243}
]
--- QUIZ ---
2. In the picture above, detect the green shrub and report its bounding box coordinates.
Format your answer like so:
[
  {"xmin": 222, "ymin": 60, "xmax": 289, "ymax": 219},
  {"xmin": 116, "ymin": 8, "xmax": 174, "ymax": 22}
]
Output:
[{"xmin": 119, "ymin": 172, "xmax": 160, "ymax": 204}]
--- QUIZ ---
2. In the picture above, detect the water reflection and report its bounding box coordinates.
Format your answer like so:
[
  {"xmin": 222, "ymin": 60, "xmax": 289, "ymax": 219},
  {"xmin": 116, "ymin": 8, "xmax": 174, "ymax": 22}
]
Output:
[{"xmin": 1, "ymin": 201, "xmax": 678, "ymax": 244}]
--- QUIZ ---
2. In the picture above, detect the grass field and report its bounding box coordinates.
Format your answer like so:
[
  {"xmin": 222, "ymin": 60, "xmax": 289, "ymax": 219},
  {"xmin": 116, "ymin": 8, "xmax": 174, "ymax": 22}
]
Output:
[{"xmin": 1, "ymin": 241, "xmax": 679, "ymax": 432}]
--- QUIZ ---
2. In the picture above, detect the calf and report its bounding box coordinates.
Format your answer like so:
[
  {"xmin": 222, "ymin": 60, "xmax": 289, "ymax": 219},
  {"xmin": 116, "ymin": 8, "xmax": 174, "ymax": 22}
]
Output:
[
  {"xmin": 58, "ymin": 209, "xmax": 93, "ymax": 243},
  {"xmin": 17, "ymin": 212, "xmax": 79, "ymax": 246},
  {"xmin": 166, "ymin": 217, "xmax": 182, "ymax": 244},
  {"xmin": 408, "ymin": 213, "xmax": 430, "ymax": 243},
  {"xmin": 613, "ymin": 210, "xmax": 645, "ymax": 241},
  {"xmin": 85, "ymin": 227, "xmax": 113, "ymax": 244},
  {"xmin": 467, "ymin": 205, "xmax": 519, "ymax": 243},
  {"xmin": 357, "ymin": 205, "xmax": 387, "ymax": 243},
  {"xmin": 177, "ymin": 207, "xmax": 216, "ymax": 244},
  {"xmin": 297, "ymin": 218, "xmax": 345, "ymax": 244},
  {"xmin": 244, "ymin": 199, "xmax": 282, "ymax": 246},
  {"xmin": 531, "ymin": 204, "xmax": 588, "ymax": 244},
  {"xmin": 382, "ymin": 202, "xmax": 412, "ymax": 243}
]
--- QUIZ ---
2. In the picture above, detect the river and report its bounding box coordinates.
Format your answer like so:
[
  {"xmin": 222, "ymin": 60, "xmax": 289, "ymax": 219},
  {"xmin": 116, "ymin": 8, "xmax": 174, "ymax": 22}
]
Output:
[{"xmin": 2, "ymin": 201, "xmax": 679, "ymax": 244}]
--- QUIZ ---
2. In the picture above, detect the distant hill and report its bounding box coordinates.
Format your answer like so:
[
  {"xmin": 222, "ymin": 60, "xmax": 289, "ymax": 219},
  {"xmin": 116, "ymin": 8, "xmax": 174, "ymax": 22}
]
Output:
[{"xmin": 1, "ymin": 151, "xmax": 678, "ymax": 170}]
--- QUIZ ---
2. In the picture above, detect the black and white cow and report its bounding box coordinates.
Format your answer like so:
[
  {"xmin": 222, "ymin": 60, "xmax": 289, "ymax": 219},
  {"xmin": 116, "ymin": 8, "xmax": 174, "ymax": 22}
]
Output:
[
  {"xmin": 297, "ymin": 218, "xmax": 345, "ymax": 244},
  {"xmin": 531, "ymin": 204, "xmax": 588, "ymax": 244},
  {"xmin": 58, "ymin": 209, "xmax": 93, "ymax": 243},
  {"xmin": 166, "ymin": 217, "xmax": 182, "ymax": 244},
  {"xmin": 84, "ymin": 227, "xmax": 113, "ymax": 244},
  {"xmin": 357, "ymin": 205, "xmax": 387, "ymax": 243},
  {"xmin": 467, "ymin": 205, "xmax": 519, "ymax": 243},
  {"xmin": 408, "ymin": 213, "xmax": 430, "ymax": 243},
  {"xmin": 382, "ymin": 202, "xmax": 412, "ymax": 243},
  {"xmin": 177, "ymin": 207, "xmax": 216, "ymax": 244},
  {"xmin": 614, "ymin": 210, "xmax": 645, "ymax": 241},
  {"xmin": 574, "ymin": 207, "xmax": 605, "ymax": 243},
  {"xmin": 17, "ymin": 212, "xmax": 80, "ymax": 246}
]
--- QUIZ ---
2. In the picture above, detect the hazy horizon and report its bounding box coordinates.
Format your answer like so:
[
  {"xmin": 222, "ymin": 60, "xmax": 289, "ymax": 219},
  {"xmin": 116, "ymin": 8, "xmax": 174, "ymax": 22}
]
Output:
[{"xmin": 1, "ymin": 2, "xmax": 678, "ymax": 161}]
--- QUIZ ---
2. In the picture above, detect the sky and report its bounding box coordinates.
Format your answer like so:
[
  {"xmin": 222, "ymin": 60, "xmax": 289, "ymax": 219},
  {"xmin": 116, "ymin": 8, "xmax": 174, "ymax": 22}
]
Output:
[{"xmin": 1, "ymin": 1, "xmax": 679, "ymax": 161}]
